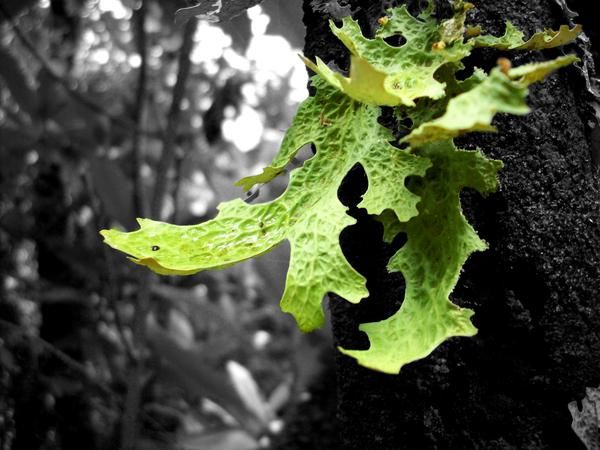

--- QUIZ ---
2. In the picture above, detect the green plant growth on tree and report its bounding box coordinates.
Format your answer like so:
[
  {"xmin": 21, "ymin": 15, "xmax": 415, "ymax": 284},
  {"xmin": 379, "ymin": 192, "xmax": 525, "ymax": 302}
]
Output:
[{"xmin": 102, "ymin": 1, "xmax": 581, "ymax": 374}]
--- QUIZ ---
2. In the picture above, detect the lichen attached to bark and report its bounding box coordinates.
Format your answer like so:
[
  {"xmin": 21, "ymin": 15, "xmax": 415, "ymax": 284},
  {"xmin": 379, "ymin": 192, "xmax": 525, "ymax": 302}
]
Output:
[{"xmin": 102, "ymin": 1, "xmax": 580, "ymax": 374}]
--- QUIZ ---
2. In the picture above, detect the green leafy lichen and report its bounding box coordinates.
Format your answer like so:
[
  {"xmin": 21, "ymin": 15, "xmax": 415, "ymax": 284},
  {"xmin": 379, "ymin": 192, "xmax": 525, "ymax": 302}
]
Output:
[
  {"xmin": 472, "ymin": 21, "xmax": 582, "ymax": 50},
  {"xmin": 437, "ymin": 1, "xmax": 474, "ymax": 44},
  {"xmin": 102, "ymin": 77, "xmax": 429, "ymax": 332},
  {"xmin": 341, "ymin": 142, "xmax": 502, "ymax": 374},
  {"xmin": 403, "ymin": 55, "xmax": 578, "ymax": 147},
  {"xmin": 341, "ymin": 54, "xmax": 574, "ymax": 374},
  {"xmin": 302, "ymin": 4, "xmax": 473, "ymax": 106},
  {"xmin": 101, "ymin": 2, "xmax": 580, "ymax": 373},
  {"xmin": 302, "ymin": 3, "xmax": 580, "ymax": 107}
]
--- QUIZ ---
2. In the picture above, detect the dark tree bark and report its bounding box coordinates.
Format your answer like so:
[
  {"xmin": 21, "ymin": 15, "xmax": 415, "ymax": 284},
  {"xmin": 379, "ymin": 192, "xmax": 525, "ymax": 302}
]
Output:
[{"xmin": 301, "ymin": 0, "xmax": 600, "ymax": 448}]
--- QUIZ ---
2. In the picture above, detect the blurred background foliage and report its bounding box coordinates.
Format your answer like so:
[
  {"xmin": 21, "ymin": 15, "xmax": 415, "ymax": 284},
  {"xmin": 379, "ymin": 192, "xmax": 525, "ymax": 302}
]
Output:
[{"xmin": 0, "ymin": 0, "xmax": 335, "ymax": 448}]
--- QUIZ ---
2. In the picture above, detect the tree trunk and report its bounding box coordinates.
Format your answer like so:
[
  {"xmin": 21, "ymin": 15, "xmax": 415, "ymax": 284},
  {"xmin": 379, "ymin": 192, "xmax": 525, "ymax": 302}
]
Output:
[{"xmin": 303, "ymin": 0, "xmax": 600, "ymax": 448}]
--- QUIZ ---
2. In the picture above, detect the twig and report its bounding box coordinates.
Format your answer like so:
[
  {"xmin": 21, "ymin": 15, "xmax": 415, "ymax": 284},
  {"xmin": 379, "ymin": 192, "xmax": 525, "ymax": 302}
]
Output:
[
  {"xmin": 120, "ymin": 2, "xmax": 154, "ymax": 448},
  {"xmin": 150, "ymin": 18, "xmax": 198, "ymax": 218},
  {"xmin": 132, "ymin": 0, "xmax": 150, "ymax": 218},
  {"xmin": 102, "ymin": 248, "xmax": 137, "ymax": 362},
  {"xmin": 120, "ymin": 13, "xmax": 199, "ymax": 450},
  {"xmin": 82, "ymin": 172, "xmax": 137, "ymax": 363},
  {"xmin": 0, "ymin": 3, "xmax": 160, "ymax": 139},
  {"xmin": 171, "ymin": 147, "xmax": 186, "ymax": 222},
  {"xmin": 0, "ymin": 318, "xmax": 174, "ymax": 439},
  {"xmin": 120, "ymin": 272, "xmax": 152, "ymax": 450},
  {"xmin": 0, "ymin": 318, "xmax": 114, "ymax": 398}
]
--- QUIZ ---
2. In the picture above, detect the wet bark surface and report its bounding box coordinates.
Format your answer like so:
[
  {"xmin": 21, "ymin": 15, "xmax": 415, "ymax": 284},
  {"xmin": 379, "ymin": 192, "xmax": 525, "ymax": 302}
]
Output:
[{"xmin": 295, "ymin": 0, "xmax": 600, "ymax": 448}]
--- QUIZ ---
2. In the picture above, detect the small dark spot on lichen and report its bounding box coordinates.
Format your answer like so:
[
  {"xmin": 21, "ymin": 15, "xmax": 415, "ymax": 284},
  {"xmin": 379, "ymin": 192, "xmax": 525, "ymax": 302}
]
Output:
[{"xmin": 152, "ymin": 245, "xmax": 160, "ymax": 251}]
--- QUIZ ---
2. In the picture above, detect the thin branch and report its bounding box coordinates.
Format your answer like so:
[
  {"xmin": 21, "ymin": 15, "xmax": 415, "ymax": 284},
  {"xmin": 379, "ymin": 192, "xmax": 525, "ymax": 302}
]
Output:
[
  {"xmin": 170, "ymin": 147, "xmax": 186, "ymax": 223},
  {"xmin": 0, "ymin": 3, "xmax": 160, "ymax": 139},
  {"xmin": 82, "ymin": 172, "xmax": 137, "ymax": 363},
  {"xmin": 120, "ymin": 9, "xmax": 200, "ymax": 450},
  {"xmin": 132, "ymin": 0, "xmax": 150, "ymax": 218},
  {"xmin": 0, "ymin": 318, "xmax": 174, "ymax": 438},
  {"xmin": 151, "ymin": 18, "xmax": 198, "ymax": 218},
  {"xmin": 0, "ymin": 318, "xmax": 114, "ymax": 398},
  {"xmin": 120, "ymin": 2, "xmax": 154, "ymax": 447},
  {"xmin": 120, "ymin": 271, "xmax": 152, "ymax": 450},
  {"xmin": 103, "ymin": 248, "xmax": 137, "ymax": 362}
]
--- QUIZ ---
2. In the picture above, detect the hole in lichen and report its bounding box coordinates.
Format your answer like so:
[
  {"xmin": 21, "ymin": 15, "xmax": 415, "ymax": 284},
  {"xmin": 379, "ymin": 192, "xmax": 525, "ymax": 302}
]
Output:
[
  {"xmin": 405, "ymin": 175, "xmax": 425, "ymax": 193},
  {"xmin": 246, "ymin": 144, "xmax": 315, "ymax": 205},
  {"xmin": 338, "ymin": 163, "xmax": 368, "ymax": 208},
  {"xmin": 383, "ymin": 35, "xmax": 406, "ymax": 48},
  {"xmin": 398, "ymin": 117, "xmax": 413, "ymax": 130}
]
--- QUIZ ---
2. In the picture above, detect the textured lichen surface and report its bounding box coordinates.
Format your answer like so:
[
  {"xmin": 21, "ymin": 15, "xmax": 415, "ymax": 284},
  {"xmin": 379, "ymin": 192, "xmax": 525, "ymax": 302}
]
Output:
[
  {"xmin": 472, "ymin": 21, "xmax": 582, "ymax": 50},
  {"xmin": 102, "ymin": 77, "xmax": 429, "ymax": 332},
  {"xmin": 403, "ymin": 56, "xmax": 578, "ymax": 147},
  {"xmin": 101, "ymin": 2, "xmax": 580, "ymax": 373},
  {"xmin": 301, "ymin": 3, "xmax": 581, "ymax": 108},
  {"xmin": 302, "ymin": 4, "xmax": 473, "ymax": 106},
  {"xmin": 340, "ymin": 142, "xmax": 503, "ymax": 373}
]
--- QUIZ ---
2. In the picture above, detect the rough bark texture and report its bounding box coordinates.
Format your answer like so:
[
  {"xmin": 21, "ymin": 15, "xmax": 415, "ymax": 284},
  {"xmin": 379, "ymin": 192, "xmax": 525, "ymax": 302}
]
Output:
[{"xmin": 300, "ymin": 0, "xmax": 600, "ymax": 448}]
